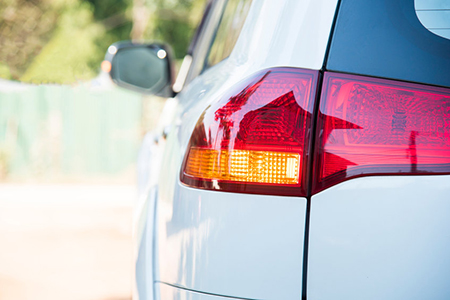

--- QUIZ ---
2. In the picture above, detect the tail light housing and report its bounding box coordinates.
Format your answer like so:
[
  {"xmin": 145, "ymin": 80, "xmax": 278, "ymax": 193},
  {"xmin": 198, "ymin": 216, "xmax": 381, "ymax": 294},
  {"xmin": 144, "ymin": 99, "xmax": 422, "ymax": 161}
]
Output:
[
  {"xmin": 181, "ymin": 68, "xmax": 450, "ymax": 196},
  {"xmin": 180, "ymin": 68, "xmax": 318, "ymax": 196},
  {"xmin": 314, "ymin": 72, "xmax": 450, "ymax": 193}
]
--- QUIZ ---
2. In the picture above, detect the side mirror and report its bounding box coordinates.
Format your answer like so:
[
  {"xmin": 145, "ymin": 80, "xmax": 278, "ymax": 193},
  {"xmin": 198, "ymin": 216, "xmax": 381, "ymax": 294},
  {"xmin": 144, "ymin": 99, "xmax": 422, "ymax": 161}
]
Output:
[{"xmin": 103, "ymin": 42, "xmax": 175, "ymax": 97}]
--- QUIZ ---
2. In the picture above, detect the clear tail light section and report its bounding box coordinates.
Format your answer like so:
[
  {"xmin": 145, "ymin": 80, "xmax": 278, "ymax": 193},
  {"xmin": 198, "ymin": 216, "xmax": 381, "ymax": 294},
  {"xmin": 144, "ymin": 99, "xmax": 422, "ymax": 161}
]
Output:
[
  {"xmin": 313, "ymin": 72, "xmax": 450, "ymax": 193},
  {"xmin": 180, "ymin": 68, "xmax": 318, "ymax": 196}
]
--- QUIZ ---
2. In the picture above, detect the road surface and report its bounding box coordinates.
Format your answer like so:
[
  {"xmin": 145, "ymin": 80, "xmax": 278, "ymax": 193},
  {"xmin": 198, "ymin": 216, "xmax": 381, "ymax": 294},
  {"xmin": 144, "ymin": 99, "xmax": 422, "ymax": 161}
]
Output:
[{"xmin": 0, "ymin": 184, "xmax": 134, "ymax": 300}]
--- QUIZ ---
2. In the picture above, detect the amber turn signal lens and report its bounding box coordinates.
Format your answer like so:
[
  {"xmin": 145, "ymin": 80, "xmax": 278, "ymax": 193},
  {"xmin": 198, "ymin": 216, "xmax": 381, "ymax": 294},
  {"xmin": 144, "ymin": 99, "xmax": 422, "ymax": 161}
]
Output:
[{"xmin": 185, "ymin": 147, "xmax": 300, "ymax": 185}]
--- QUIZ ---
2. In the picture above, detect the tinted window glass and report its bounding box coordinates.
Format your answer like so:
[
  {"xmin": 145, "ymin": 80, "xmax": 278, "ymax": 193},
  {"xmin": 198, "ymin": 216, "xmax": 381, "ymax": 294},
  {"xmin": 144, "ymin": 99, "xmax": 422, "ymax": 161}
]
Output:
[
  {"xmin": 415, "ymin": 0, "xmax": 450, "ymax": 40},
  {"xmin": 206, "ymin": 0, "xmax": 252, "ymax": 67},
  {"xmin": 327, "ymin": 0, "xmax": 450, "ymax": 88}
]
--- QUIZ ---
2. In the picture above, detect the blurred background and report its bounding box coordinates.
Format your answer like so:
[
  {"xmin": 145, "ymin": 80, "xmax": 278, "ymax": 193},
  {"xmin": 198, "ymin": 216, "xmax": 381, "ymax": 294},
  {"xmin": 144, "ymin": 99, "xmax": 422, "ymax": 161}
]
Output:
[{"xmin": 0, "ymin": 0, "xmax": 205, "ymax": 299}]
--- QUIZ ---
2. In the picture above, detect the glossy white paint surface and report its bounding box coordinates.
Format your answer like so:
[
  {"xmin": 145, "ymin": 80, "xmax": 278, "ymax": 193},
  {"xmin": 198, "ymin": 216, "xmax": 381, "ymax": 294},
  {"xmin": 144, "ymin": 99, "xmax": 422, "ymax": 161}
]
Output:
[
  {"xmin": 308, "ymin": 175, "xmax": 450, "ymax": 300},
  {"xmin": 155, "ymin": 283, "xmax": 245, "ymax": 300},
  {"xmin": 145, "ymin": 0, "xmax": 339, "ymax": 299},
  {"xmin": 134, "ymin": 98, "xmax": 178, "ymax": 300},
  {"xmin": 231, "ymin": 0, "xmax": 338, "ymax": 71},
  {"xmin": 155, "ymin": 183, "xmax": 306, "ymax": 300}
]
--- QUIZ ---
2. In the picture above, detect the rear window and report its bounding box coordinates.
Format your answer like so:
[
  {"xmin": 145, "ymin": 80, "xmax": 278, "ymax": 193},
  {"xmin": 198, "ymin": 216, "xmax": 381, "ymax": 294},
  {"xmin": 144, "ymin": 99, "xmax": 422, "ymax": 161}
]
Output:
[
  {"xmin": 415, "ymin": 0, "xmax": 450, "ymax": 40},
  {"xmin": 326, "ymin": 0, "xmax": 450, "ymax": 89}
]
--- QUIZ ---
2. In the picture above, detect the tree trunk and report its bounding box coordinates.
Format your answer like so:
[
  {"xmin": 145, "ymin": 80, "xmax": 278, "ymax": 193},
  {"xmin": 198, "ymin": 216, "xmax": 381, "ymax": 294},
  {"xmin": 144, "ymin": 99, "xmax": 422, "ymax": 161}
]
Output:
[{"xmin": 130, "ymin": 0, "xmax": 150, "ymax": 41}]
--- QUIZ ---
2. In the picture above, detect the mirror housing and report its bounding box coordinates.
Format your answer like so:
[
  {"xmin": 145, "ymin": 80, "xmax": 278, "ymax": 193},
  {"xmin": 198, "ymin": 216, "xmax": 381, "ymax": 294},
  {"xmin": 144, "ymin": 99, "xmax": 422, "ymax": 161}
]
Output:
[{"xmin": 103, "ymin": 41, "xmax": 175, "ymax": 97}]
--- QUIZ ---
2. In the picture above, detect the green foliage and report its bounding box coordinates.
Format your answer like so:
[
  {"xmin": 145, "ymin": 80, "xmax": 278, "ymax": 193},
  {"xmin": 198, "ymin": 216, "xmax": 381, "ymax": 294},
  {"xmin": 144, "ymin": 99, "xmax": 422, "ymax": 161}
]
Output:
[
  {"xmin": 86, "ymin": 0, "xmax": 133, "ymax": 68},
  {"xmin": 0, "ymin": 0, "xmax": 60, "ymax": 80},
  {"xmin": 152, "ymin": 14, "xmax": 194, "ymax": 59},
  {"xmin": 0, "ymin": 62, "xmax": 12, "ymax": 80},
  {"xmin": 87, "ymin": 0, "xmax": 130, "ymax": 20},
  {"xmin": 146, "ymin": 0, "xmax": 206, "ymax": 59},
  {"xmin": 0, "ymin": 0, "xmax": 206, "ymax": 83},
  {"xmin": 21, "ymin": 1, "xmax": 105, "ymax": 83},
  {"xmin": 0, "ymin": 0, "xmax": 133, "ymax": 83}
]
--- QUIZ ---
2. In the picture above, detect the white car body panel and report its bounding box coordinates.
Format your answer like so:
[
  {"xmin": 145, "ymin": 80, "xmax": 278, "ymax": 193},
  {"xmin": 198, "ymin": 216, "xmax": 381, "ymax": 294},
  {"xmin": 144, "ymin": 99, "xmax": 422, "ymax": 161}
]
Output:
[
  {"xmin": 149, "ymin": 0, "xmax": 338, "ymax": 299},
  {"xmin": 156, "ymin": 184, "xmax": 307, "ymax": 299},
  {"xmin": 130, "ymin": 1, "xmax": 449, "ymax": 300},
  {"xmin": 308, "ymin": 175, "xmax": 450, "ymax": 300},
  {"xmin": 230, "ymin": 0, "xmax": 339, "ymax": 72},
  {"xmin": 155, "ymin": 282, "xmax": 244, "ymax": 300}
]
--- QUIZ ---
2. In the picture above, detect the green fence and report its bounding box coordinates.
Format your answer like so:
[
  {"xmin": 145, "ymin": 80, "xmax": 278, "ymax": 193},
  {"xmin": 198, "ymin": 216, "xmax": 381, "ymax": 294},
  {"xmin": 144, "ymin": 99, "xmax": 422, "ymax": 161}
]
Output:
[{"xmin": 0, "ymin": 80, "xmax": 154, "ymax": 181}]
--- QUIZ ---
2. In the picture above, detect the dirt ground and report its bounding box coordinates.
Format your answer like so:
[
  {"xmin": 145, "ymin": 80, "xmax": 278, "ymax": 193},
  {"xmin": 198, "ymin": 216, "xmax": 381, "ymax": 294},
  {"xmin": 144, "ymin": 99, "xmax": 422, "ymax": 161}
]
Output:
[{"xmin": 0, "ymin": 184, "xmax": 134, "ymax": 300}]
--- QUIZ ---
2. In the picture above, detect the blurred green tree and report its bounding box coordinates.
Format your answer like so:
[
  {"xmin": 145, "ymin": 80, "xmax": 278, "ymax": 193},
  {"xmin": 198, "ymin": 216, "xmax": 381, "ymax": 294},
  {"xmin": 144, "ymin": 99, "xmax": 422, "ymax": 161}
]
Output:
[
  {"xmin": 21, "ymin": 1, "xmax": 106, "ymax": 83},
  {"xmin": 86, "ymin": 0, "xmax": 133, "ymax": 67},
  {"xmin": 0, "ymin": 0, "xmax": 206, "ymax": 83},
  {"xmin": 0, "ymin": 0, "xmax": 59, "ymax": 80},
  {"xmin": 146, "ymin": 0, "xmax": 206, "ymax": 59}
]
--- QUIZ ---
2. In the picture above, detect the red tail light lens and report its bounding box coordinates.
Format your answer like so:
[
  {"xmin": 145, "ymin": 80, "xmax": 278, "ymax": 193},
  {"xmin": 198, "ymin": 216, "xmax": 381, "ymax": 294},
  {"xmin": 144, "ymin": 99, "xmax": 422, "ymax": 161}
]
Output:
[
  {"xmin": 314, "ymin": 72, "xmax": 450, "ymax": 193},
  {"xmin": 181, "ymin": 68, "xmax": 318, "ymax": 196}
]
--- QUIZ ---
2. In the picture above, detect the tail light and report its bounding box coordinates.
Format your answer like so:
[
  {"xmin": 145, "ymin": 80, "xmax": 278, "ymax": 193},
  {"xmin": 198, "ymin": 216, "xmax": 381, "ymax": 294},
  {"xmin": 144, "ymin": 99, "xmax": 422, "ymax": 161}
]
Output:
[
  {"xmin": 313, "ymin": 72, "xmax": 450, "ymax": 193},
  {"xmin": 181, "ymin": 68, "xmax": 450, "ymax": 196},
  {"xmin": 180, "ymin": 68, "xmax": 318, "ymax": 196}
]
